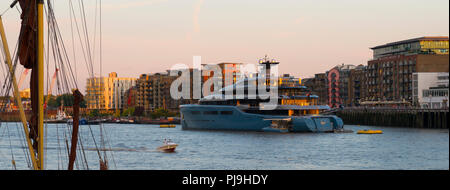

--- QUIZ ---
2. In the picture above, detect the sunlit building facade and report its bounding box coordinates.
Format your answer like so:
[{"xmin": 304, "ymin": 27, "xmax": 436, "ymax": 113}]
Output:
[{"xmin": 85, "ymin": 72, "xmax": 136, "ymax": 110}]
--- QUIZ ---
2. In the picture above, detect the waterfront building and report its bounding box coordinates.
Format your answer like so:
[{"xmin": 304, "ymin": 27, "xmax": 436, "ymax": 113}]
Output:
[
  {"xmin": 278, "ymin": 74, "xmax": 309, "ymax": 101},
  {"xmin": 301, "ymin": 77, "xmax": 314, "ymax": 89},
  {"xmin": 302, "ymin": 73, "xmax": 328, "ymax": 105},
  {"xmin": 112, "ymin": 78, "xmax": 136, "ymax": 110},
  {"xmin": 85, "ymin": 72, "xmax": 136, "ymax": 110},
  {"xmin": 135, "ymin": 72, "xmax": 180, "ymax": 115},
  {"xmin": 306, "ymin": 66, "xmax": 366, "ymax": 108},
  {"xmin": 326, "ymin": 64, "xmax": 357, "ymax": 108},
  {"xmin": 366, "ymin": 37, "xmax": 449, "ymax": 106},
  {"xmin": 202, "ymin": 62, "xmax": 243, "ymax": 92},
  {"xmin": 1, "ymin": 95, "xmax": 31, "ymax": 111},
  {"xmin": 277, "ymin": 74, "xmax": 320, "ymax": 107},
  {"xmin": 412, "ymin": 72, "xmax": 449, "ymax": 109},
  {"xmin": 348, "ymin": 65, "xmax": 367, "ymax": 106},
  {"xmin": 279, "ymin": 74, "xmax": 301, "ymax": 87},
  {"xmin": 219, "ymin": 62, "xmax": 243, "ymax": 87},
  {"xmin": 372, "ymin": 36, "xmax": 448, "ymax": 59},
  {"xmin": 19, "ymin": 88, "xmax": 31, "ymax": 99},
  {"xmin": 123, "ymin": 86, "xmax": 137, "ymax": 110},
  {"xmin": 175, "ymin": 68, "xmax": 200, "ymax": 105}
]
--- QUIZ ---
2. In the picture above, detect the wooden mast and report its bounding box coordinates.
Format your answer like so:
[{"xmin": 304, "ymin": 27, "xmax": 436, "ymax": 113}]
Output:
[
  {"xmin": 68, "ymin": 89, "xmax": 83, "ymax": 170},
  {"xmin": 0, "ymin": 16, "xmax": 39, "ymax": 170},
  {"xmin": 0, "ymin": 0, "xmax": 44, "ymax": 170},
  {"xmin": 37, "ymin": 0, "xmax": 45, "ymax": 170},
  {"xmin": 7, "ymin": 0, "xmax": 102, "ymax": 170}
]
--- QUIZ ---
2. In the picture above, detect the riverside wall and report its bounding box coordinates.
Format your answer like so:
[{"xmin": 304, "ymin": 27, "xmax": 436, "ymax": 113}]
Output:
[{"xmin": 336, "ymin": 108, "xmax": 448, "ymax": 129}]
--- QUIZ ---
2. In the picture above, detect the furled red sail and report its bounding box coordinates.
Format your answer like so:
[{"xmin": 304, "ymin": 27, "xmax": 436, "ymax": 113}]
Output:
[
  {"xmin": 18, "ymin": 0, "xmax": 38, "ymax": 152},
  {"xmin": 18, "ymin": 0, "xmax": 36, "ymax": 69}
]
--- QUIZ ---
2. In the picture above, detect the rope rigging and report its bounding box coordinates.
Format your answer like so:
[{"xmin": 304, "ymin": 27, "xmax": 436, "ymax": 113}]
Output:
[{"xmin": 0, "ymin": 0, "xmax": 115, "ymax": 170}]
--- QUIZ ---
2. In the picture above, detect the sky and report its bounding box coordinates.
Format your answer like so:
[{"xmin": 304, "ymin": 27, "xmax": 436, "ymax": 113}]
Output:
[{"xmin": 0, "ymin": 0, "xmax": 449, "ymax": 93}]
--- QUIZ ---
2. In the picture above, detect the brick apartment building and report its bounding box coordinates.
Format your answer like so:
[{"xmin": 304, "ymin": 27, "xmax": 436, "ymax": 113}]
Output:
[{"xmin": 366, "ymin": 37, "xmax": 449, "ymax": 105}]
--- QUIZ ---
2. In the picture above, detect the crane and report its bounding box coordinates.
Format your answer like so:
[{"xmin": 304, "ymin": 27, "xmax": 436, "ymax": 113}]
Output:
[
  {"xmin": 17, "ymin": 68, "xmax": 29, "ymax": 89},
  {"xmin": 44, "ymin": 68, "xmax": 59, "ymax": 109},
  {"xmin": 5, "ymin": 68, "xmax": 29, "ymax": 111}
]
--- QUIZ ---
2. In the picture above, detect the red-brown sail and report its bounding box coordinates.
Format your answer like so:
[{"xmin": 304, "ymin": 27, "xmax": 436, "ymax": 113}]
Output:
[
  {"xmin": 18, "ymin": 0, "xmax": 36, "ymax": 69},
  {"xmin": 18, "ymin": 0, "xmax": 39, "ymax": 152}
]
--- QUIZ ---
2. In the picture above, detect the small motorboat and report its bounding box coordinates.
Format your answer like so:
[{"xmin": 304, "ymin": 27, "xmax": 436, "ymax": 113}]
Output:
[
  {"xmin": 157, "ymin": 139, "xmax": 178, "ymax": 153},
  {"xmin": 357, "ymin": 129, "xmax": 383, "ymax": 134}
]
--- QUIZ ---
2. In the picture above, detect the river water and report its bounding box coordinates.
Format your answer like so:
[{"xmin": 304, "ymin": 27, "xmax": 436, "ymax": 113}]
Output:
[{"xmin": 0, "ymin": 122, "xmax": 448, "ymax": 170}]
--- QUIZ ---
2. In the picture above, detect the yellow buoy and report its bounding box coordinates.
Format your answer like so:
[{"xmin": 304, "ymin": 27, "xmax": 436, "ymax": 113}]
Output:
[
  {"xmin": 160, "ymin": 124, "xmax": 176, "ymax": 128},
  {"xmin": 357, "ymin": 130, "xmax": 383, "ymax": 134}
]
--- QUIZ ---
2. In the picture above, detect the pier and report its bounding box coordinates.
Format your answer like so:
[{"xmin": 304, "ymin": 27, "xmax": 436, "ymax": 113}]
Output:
[{"xmin": 337, "ymin": 108, "xmax": 448, "ymax": 129}]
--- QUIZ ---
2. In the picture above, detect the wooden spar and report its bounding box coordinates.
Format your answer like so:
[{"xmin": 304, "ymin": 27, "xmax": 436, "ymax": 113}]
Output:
[
  {"xmin": 68, "ymin": 89, "xmax": 83, "ymax": 170},
  {"xmin": 0, "ymin": 16, "xmax": 39, "ymax": 170},
  {"xmin": 37, "ymin": 0, "xmax": 45, "ymax": 170}
]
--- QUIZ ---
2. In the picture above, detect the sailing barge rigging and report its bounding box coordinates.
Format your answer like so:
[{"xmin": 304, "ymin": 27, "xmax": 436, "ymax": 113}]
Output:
[{"xmin": 0, "ymin": 0, "xmax": 110, "ymax": 170}]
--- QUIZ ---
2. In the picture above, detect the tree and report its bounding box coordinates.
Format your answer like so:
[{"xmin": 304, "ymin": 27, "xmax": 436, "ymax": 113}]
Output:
[
  {"xmin": 150, "ymin": 108, "xmax": 167, "ymax": 119},
  {"xmin": 46, "ymin": 94, "xmax": 86, "ymax": 108},
  {"xmin": 122, "ymin": 107, "xmax": 135, "ymax": 117},
  {"xmin": 150, "ymin": 108, "xmax": 178, "ymax": 119},
  {"xmin": 46, "ymin": 95, "xmax": 58, "ymax": 108},
  {"xmin": 80, "ymin": 99, "xmax": 87, "ymax": 108},
  {"xmin": 114, "ymin": 109, "xmax": 121, "ymax": 118},
  {"xmin": 134, "ymin": 107, "xmax": 144, "ymax": 116},
  {"xmin": 89, "ymin": 109, "xmax": 100, "ymax": 117},
  {"xmin": 55, "ymin": 93, "xmax": 74, "ymax": 107}
]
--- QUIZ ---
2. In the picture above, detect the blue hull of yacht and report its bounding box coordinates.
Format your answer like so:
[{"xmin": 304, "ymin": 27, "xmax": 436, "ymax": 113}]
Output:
[{"xmin": 180, "ymin": 105, "xmax": 344, "ymax": 132}]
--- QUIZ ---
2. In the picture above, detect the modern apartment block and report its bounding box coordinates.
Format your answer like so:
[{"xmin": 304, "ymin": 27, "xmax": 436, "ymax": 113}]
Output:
[
  {"xmin": 85, "ymin": 72, "xmax": 136, "ymax": 110},
  {"xmin": 366, "ymin": 37, "xmax": 449, "ymax": 105},
  {"xmin": 202, "ymin": 62, "xmax": 243, "ymax": 93},
  {"xmin": 412, "ymin": 72, "xmax": 449, "ymax": 109},
  {"xmin": 113, "ymin": 78, "xmax": 136, "ymax": 110},
  {"xmin": 135, "ymin": 72, "xmax": 180, "ymax": 115},
  {"xmin": 123, "ymin": 86, "xmax": 137, "ymax": 110}
]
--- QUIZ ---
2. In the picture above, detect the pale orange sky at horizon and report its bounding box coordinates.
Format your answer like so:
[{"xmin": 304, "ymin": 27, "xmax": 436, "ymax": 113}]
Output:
[{"xmin": 0, "ymin": 0, "xmax": 448, "ymax": 93}]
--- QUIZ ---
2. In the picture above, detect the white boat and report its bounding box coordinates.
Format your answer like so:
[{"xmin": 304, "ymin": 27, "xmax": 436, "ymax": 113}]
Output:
[{"xmin": 157, "ymin": 139, "xmax": 178, "ymax": 153}]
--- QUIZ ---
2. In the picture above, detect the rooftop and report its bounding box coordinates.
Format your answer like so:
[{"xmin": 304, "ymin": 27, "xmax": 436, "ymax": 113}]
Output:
[{"xmin": 370, "ymin": 36, "xmax": 449, "ymax": 50}]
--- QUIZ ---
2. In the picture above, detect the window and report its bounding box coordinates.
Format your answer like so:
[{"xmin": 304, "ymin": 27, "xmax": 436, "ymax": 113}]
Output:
[
  {"xmin": 204, "ymin": 111, "xmax": 218, "ymax": 115},
  {"xmin": 423, "ymin": 89, "xmax": 449, "ymax": 97},
  {"xmin": 432, "ymin": 103, "xmax": 440, "ymax": 109},
  {"xmin": 191, "ymin": 111, "xmax": 201, "ymax": 115},
  {"xmin": 438, "ymin": 76, "xmax": 449, "ymax": 80},
  {"xmin": 220, "ymin": 111, "xmax": 233, "ymax": 115}
]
